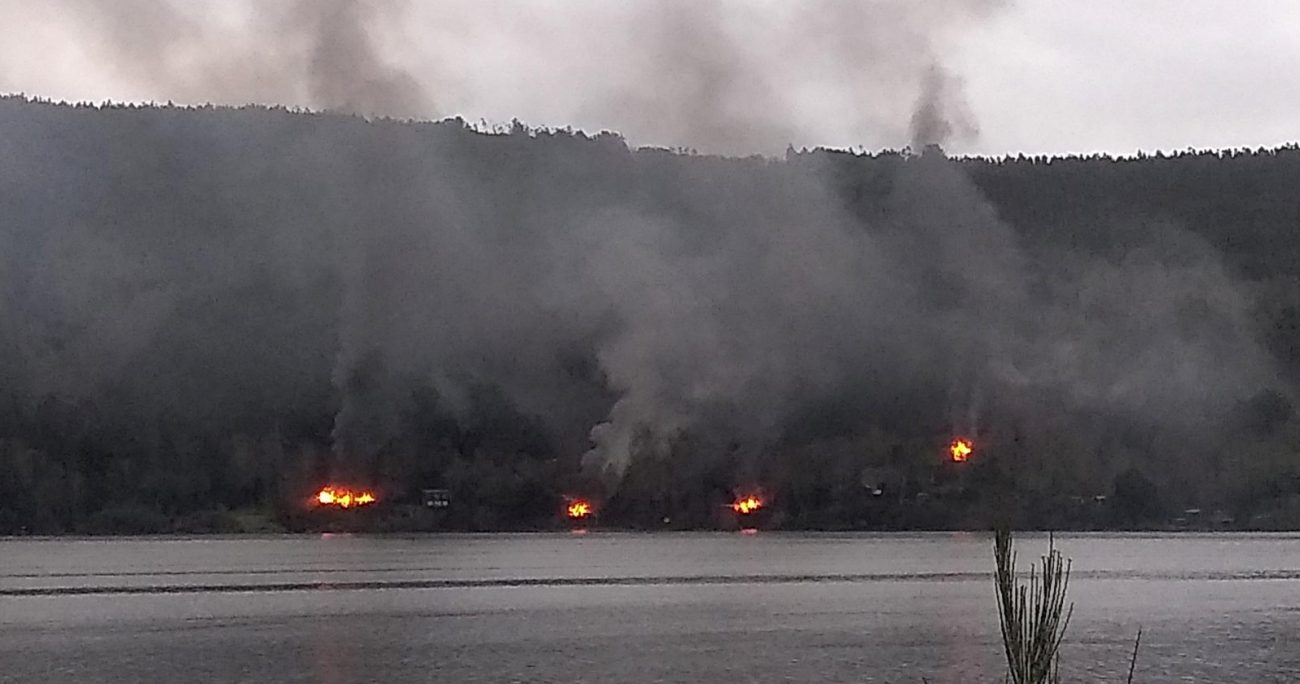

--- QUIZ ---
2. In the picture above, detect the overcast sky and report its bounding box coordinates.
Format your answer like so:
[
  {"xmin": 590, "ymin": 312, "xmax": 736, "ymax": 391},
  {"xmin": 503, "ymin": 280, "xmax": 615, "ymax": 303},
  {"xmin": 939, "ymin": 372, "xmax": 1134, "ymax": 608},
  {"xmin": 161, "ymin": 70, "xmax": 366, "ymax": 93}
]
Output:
[{"xmin": 1, "ymin": 0, "xmax": 1296, "ymax": 156}]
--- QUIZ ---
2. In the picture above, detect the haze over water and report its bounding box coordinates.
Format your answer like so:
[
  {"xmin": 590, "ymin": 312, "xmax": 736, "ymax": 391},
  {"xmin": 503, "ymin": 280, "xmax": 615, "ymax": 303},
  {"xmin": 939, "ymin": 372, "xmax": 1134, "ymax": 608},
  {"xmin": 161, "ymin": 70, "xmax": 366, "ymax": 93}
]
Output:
[{"xmin": 3, "ymin": 533, "xmax": 1299, "ymax": 682}]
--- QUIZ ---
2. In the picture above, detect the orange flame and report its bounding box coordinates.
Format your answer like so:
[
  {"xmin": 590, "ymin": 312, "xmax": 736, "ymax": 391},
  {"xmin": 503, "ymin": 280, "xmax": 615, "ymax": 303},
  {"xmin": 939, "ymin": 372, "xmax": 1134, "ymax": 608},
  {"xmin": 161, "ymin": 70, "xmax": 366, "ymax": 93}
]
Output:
[
  {"xmin": 949, "ymin": 438, "xmax": 973, "ymax": 463},
  {"xmin": 732, "ymin": 495, "xmax": 764, "ymax": 515},
  {"xmin": 313, "ymin": 486, "xmax": 377, "ymax": 509},
  {"xmin": 566, "ymin": 499, "xmax": 593, "ymax": 519}
]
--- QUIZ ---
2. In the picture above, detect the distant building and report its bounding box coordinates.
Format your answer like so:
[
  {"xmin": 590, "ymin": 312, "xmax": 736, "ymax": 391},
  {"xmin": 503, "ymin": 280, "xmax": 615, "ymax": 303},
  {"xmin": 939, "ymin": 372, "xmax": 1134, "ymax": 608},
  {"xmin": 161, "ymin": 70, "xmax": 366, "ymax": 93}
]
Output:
[
  {"xmin": 860, "ymin": 466, "xmax": 901, "ymax": 497},
  {"xmin": 422, "ymin": 489, "xmax": 451, "ymax": 509}
]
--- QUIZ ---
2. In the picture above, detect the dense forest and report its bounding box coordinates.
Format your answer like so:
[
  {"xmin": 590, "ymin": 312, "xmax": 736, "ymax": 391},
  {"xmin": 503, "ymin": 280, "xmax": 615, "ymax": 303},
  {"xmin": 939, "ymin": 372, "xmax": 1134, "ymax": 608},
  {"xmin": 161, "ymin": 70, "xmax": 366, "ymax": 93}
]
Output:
[{"xmin": 2, "ymin": 95, "xmax": 1299, "ymax": 534}]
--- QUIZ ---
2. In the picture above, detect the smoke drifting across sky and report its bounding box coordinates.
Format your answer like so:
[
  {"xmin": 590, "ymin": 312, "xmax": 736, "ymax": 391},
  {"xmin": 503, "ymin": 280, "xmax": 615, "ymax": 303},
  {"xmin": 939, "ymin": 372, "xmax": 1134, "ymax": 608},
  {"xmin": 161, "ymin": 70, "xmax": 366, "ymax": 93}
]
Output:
[
  {"xmin": 1, "ymin": 0, "xmax": 996, "ymax": 154},
  {"xmin": 4, "ymin": 0, "xmax": 429, "ymax": 119},
  {"xmin": 6, "ymin": 1, "xmax": 1300, "ymax": 155}
]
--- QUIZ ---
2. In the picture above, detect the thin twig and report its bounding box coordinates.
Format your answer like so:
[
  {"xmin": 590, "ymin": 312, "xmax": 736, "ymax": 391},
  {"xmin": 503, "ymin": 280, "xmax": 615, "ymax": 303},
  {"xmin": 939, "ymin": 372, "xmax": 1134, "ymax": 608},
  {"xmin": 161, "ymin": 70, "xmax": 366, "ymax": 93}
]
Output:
[{"xmin": 1126, "ymin": 627, "xmax": 1143, "ymax": 684}]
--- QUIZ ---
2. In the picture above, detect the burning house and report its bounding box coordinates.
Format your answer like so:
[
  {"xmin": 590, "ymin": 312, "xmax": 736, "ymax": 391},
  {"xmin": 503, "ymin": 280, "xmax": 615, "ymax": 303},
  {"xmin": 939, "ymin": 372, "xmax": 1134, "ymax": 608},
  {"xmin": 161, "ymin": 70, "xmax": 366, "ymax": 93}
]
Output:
[
  {"xmin": 563, "ymin": 497, "xmax": 596, "ymax": 528},
  {"xmin": 728, "ymin": 493, "xmax": 771, "ymax": 529},
  {"xmin": 312, "ymin": 486, "xmax": 378, "ymax": 509},
  {"xmin": 949, "ymin": 437, "xmax": 974, "ymax": 463}
]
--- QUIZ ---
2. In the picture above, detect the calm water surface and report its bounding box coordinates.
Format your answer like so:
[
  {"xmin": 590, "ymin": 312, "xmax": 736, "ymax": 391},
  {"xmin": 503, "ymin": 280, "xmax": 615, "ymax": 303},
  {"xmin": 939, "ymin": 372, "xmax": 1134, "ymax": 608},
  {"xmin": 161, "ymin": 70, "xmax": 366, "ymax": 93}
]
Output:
[{"xmin": 2, "ymin": 532, "xmax": 1298, "ymax": 683}]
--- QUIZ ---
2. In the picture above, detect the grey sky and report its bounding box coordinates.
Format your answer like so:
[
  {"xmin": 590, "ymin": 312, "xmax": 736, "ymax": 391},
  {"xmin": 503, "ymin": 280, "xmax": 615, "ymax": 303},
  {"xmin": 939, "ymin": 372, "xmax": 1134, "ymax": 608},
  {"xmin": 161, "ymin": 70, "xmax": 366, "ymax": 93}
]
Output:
[{"xmin": 0, "ymin": 0, "xmax": 1296, "ymax": 156}]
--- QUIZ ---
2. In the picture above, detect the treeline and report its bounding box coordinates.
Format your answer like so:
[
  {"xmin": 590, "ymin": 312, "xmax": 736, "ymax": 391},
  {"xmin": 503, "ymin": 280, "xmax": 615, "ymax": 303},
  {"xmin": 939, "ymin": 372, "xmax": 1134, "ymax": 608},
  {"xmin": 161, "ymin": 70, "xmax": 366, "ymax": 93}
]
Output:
[{"xmin": 1, "ymin": 96, "xmax": 1299, "ymax": 533}]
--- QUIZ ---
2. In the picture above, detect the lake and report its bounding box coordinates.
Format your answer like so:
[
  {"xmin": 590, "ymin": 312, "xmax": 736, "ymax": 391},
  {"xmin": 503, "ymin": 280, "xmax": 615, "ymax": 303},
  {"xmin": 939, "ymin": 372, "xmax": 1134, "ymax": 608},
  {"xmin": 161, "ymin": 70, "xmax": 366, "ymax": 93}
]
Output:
[{"xmin": 2, "ymin": 532, "xmax": 1298, "ymax": 682}]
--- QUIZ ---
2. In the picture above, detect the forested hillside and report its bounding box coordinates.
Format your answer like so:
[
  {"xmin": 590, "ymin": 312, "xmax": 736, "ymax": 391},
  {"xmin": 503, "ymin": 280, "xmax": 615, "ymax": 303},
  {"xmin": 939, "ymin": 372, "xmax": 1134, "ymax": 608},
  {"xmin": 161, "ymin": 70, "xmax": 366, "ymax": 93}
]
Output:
[{"xmin": 2, "ymin": 96, "xmax": 1298, "ymax": 533}]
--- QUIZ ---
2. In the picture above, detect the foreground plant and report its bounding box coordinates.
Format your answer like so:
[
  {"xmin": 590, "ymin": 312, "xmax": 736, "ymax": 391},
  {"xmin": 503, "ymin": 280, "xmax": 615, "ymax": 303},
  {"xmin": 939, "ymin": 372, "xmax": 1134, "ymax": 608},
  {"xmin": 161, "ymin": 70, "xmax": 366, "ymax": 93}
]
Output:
[{"xmin": 993, "ymin": 528, "xmax": 1074, "ymax": 684}]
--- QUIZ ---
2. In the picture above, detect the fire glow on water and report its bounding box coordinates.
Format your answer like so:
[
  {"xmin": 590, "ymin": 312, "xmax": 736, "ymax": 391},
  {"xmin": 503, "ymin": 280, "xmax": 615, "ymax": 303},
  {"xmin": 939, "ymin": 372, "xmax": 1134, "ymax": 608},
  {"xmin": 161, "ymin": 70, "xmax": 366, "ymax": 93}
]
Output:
[{"xmin": 314, "ymin": 486, "xmax": 377, "ymax": 509}]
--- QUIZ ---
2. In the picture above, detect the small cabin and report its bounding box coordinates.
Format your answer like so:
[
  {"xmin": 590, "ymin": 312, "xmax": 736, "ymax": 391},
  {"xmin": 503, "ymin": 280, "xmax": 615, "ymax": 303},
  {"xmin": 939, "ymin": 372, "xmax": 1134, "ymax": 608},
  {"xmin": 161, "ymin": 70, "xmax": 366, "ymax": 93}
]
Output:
[{"xmin": 421, "ymin": 488, "xmax": 451, "ymax": 509}]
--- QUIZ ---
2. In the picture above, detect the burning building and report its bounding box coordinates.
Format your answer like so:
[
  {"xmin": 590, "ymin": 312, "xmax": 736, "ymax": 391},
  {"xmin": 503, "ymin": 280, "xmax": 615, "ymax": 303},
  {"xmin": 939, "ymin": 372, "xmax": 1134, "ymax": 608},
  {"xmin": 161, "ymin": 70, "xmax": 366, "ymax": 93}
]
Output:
[
  {"xmin": 312, "ymin": 486, "xmax": 378, "ymax": 509},
  {"xmin": 949, "ymin": 437, "xmax": 973, "ymax": 463},
  {"xmin": 566, "ymin": 498, "xmax": 593, "ymax": 520},
  {"xmin": 731, "ymin": 494, "xmax": 764, "ymax": 515},
  {"xmin": 563, "ymin": 497, "xmax": 596, "ymax": 528},
  {"xmin": 728, "ymin": 493, "xmax": 772, "ymax": 530}
]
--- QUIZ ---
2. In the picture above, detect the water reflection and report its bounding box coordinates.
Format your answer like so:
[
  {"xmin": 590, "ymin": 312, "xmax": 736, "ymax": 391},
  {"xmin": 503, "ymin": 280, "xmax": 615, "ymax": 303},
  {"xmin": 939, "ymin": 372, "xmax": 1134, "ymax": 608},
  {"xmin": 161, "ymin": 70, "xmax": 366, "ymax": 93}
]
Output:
[{"xmin": 0, "ymin": 533, "xmax": 1297, "ymax": 682}]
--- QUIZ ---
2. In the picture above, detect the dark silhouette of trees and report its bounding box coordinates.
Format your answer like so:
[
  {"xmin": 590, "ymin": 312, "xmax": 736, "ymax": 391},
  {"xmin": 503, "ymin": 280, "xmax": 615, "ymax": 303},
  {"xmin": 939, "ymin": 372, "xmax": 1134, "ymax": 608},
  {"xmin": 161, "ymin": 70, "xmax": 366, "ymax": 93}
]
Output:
[{"xmin": 2, "ymin": 95, "xmax": 1300, "ymax": 532}]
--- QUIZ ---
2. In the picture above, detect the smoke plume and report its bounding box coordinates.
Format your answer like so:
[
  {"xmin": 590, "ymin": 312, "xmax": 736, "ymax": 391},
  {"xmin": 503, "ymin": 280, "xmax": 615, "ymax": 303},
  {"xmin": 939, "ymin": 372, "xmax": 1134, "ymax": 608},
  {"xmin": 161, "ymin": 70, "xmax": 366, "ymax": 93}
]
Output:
[
  {"xmin": 0, "ymin": 0, "xmax": 1281, "ymax": 497},
  {"xmin": 2, "ymin": 0, "xmax": 430, "ymax": 118},
  {"xmin": 0, "ymin": 0, "xmax": 1003, "ymax": 153}
]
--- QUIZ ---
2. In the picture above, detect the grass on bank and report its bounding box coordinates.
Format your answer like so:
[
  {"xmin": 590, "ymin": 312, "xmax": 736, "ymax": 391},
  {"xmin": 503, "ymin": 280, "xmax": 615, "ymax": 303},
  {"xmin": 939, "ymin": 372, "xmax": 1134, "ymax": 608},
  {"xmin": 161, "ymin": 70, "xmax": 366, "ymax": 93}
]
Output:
[
  {"xmin": 994, "ymin": 528, "xmax": 1073, "ymax": 684},
  {"xmin": 991, "ymin": 529, "xmax": 1142, "ymax": 683}
]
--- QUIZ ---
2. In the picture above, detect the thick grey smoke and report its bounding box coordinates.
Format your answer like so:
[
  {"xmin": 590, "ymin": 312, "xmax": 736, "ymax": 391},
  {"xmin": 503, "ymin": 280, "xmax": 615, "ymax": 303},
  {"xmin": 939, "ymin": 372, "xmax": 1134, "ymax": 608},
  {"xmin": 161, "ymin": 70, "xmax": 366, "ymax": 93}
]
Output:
[
  {"xmin": 298, "ymin": 0, "xmax": 430, "ymax": 119},
  {"xmin": 910, "ymin": 63, "xmax": 979, "ymax": 148},
  {"xmin": 1, "ymin": 0, "xmax": 999, "ymax": 153},
  {"xmin": 606, "ymin": 0, "xmax": 999, "ymax": 154},
  {"xmin": 0, "ymin": 0, "xmax": 1280, "ymax": 494},
  {"xmin": 579, "ymin": 146, "xmax": 1277, "ymax": 479},
  {"xmin": 15, "ymin": 0, "xmax": 429, "ymax": 118},
  {"xmin": 0, "ymin": 94, "xmax": 1277, "ymax": 488},
  {"xmin": 3, "ymin": 0, "xmax": 1003, "ymax": 467}
]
